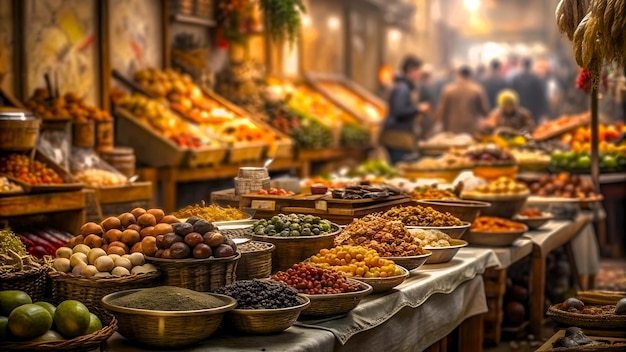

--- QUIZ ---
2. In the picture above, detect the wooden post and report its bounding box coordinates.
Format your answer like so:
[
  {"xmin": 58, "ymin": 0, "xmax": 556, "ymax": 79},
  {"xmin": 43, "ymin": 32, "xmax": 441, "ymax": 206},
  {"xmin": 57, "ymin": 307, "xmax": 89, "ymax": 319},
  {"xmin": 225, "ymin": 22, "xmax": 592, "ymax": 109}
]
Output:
[{"xmin": 590, "ymin": 75, "xmax": 600, "ymax": 194}]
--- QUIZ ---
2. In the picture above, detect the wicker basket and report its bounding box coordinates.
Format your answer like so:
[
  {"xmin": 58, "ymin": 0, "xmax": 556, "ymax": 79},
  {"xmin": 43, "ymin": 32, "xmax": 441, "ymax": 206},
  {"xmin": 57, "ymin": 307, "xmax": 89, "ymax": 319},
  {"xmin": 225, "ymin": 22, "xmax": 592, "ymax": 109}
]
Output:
[
  {"xmin": 236, "ymin": 241, "xmax": 275, "ymax": 280},
  {"xmin": 101, "ymin": 290, "xmax": 236, "ymax": 348},
  {"xmin": 300, "ymin": 279, "xmax": 372, "ymax": 317},
  {"xmin": 251, "ymin": 225, "xmax": 341, "ymax": 273},
  {"xmin": 226, "ymin": 295, "xmax": 310, "ymax": 334},
  {"xmin": 352, "ymin": 265, "xmax": 409, "ymax": 293},
  {"xmin": 145, "ymin": 253, "xmax": 240, "ymax": 291},
  {"xmin": 382, "ymin": 251, "xmax": 432, "ymax": 271},
  {"xmin": 547, "ymin": 305, "xmax": 626, "ymax": 330},
  {"xmin": 0, "ymin": 306, "xmax": 117, "ymax": 352},
  {"xmin": 0, "ymin": 266, "xmax": 48, "ymax": 301},
  {"xmin": 48, "ymin": 271, "xmax": 161, "ymax": 307}
]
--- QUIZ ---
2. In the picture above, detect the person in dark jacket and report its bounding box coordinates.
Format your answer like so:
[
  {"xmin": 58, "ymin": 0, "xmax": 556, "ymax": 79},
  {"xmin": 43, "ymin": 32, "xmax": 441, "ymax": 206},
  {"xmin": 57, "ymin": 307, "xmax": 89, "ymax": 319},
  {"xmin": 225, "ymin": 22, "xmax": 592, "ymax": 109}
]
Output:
[
  {"xmin": 382, "ymin": 55, "xmax": 430, "ymax": 164},
  {"xmin": 480, "ymin": 59, "xmax": 508, "ymax": 109},
  {"xmin": 511, "ymin": 58, "xmax": 547, "ymax": 124}
]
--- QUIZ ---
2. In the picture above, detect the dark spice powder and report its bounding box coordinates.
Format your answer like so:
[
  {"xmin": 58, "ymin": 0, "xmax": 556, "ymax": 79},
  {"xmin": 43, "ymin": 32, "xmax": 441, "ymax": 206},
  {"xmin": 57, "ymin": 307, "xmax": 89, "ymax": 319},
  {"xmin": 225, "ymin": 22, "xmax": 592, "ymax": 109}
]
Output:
[{"xmin": 110, "ymin": 286, "xmax": 226, "ymax": 311}]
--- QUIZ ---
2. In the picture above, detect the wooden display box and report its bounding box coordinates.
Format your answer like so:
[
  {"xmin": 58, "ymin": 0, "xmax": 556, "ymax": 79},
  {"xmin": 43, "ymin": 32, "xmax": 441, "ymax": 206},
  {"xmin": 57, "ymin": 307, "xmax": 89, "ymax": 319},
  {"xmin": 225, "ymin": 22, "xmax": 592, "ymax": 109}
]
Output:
[{"xmin": 537, "ymin": 330, "xmax": 626, "ymax": 351}]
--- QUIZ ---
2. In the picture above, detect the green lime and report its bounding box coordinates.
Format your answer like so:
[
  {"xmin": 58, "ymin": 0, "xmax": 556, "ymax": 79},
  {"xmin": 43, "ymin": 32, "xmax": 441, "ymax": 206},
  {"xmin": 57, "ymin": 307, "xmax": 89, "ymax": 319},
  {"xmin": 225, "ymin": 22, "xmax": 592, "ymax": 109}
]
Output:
[
  {"xmin": 85, "ymin": 313, "xmax": 102, "ymax": 334},
  {"xmin": 54, "ymin": 300, "xmax": 91, "ymax": 338},
  {"xmin": 34, "ymin": 302, "xmax": 56, "ymax": 319},
  {"xmin": 576, "ymin": 155, "xmax": 591, "ymax": 169},
  {"xmin": 31, "ymin": 329, "xmax": 64, "ymax": 342},
  {"xmin": 8, "ymin": 304, "xmax": 53, "ymax": 339},
  {"xmin": 0, "ymin": 290, "xmax": 32, "ymax": 316},
  {"xmin": 0, "ymin": 316, "xmax": 10, "ymax": 340}
]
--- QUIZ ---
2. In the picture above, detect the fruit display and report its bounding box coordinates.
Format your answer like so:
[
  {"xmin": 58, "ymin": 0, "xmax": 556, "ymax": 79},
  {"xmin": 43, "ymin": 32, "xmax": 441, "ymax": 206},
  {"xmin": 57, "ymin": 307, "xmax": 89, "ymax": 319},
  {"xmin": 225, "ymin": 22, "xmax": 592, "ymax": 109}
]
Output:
[
  {"xmin": 133, "ymin": 68, "xmax": 280, "ymax": 146},
  {"xmin": 471, "ymin": 216, "xmax": 527, "ymax": 232},
  {"xmin": 272, "ymin": 263, "xmax": 362, "ymax": 294},
  {"xmin": 381, "ymin": 206, "xmax": 464, "ymax": 227},
  {"xmin": 267, "ymin": 105, "xmax": 334, "ymax": 149},
  {"xmin": 549, "ymin": 148, "xmax": 626, "ymax": 172},
  {"xmin": 488, "ymin": 132, "xmax": 529, "ymax": 149},
  {"xmin": 51, "ymin": 245, "xmax": 157, "ymax": 278},
  {"xmin": 561, "ymin": 122, "xmax": 626, "ymax": 148},
  {"xmin": 171, "ymin": 202, "xmax": 249, "ymax": 222},
  {"xmin": 252, "ymin": 214, "xmax": 334, "ymax": 237},
  {"xmin": 0, "ymin": 290, "xmax": 104, "ymax": 341},
  {"xmin": 532, "ymin": 112, "xmax": 589, "ymax": 140},
  {"xmin": 13, "ymin": 227, "xmax": 73, "ymax": 258},
  {"xmin": 315, "ymin": 81, "xmax": 385, "ymax": 123},
  {"xmin": 215, "ymin": 279, "xmax": 302, "ymax": 309},
  {"xmin": 464, "ymin": 145, "xmax": 516, "ymax": 164},
  {"xmin": 410, "ymin": 229, "xmax": 453, "ymax": 247},
  {"xmin": 107, "ymin": 286, "xmax": 225, "ymax": 311},
  {"xmin": 350, "ymin": 159, "xmax": 398, "ymax": 178},
  {"xmin": 331, "ymin": 184, "xmax": 403, "ymax": 200},
  {"xmin": 254, "ymin": 187, "xmax": 296, "ymax": 196},
  {"xmin": 419, "ymin": 132, "xmax": 475, "ymax": 148},
  {"xmin": 309, "ymin": 245, "xmax": 404, "ymax": 278},
  {"xmin": 74, "ymin": 169, "xmax": 127, "ymax": 187},
  {"xmin": 404, "ymin": 152, "xmax": 474, "ymax": 170},
  {"xmin": 0, "ymin": 177, "xmax": 22, "ymax": 194},
  {"xmin": 525, "ymin": 172, "xmax": 598, "ymax": 199},
  {"xmin": 464, "ymin": 177, "xmax": 529, "ymax": 196},
  {"xmin": 115, "ymin": 93, "xmax": 217, "ymax": 149},
  {"xmin": 410, "ymin": 185, "xmax": 457, "ymax": 200},
  {"xmin": 153, "ymin": 218, "xmax": 237, "ymax": 260},
  {"xmin": 0, "ymin": 154, "xmax": 63, "ymax": 185},
  {"xmin": 25, "ymin": 90, "xmax": 112, "ymax": 122},
  {"xmin": 510, "ymin": 149, "xmax": 551, "ymax": 166},
  {"xmin": 335, "ymin": 214, "xmax": 425, "ymax": 256}
]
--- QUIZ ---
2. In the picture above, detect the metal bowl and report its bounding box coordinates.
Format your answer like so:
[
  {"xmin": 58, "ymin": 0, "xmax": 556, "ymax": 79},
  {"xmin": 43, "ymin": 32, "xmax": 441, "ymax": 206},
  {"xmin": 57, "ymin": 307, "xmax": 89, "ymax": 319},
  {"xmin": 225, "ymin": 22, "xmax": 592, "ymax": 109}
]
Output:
[
  {"xmin": 512, "ymin": 212, "xmax": 554, "ymax": 230},
  {"xmin": 461, "ymin": 192, "xmax": 529, "ymax": 219},
  {"xmin": 382, "ymin": 251, "xmax": 432, "ymax": 271},
  {"xmin": 423, "ymin": 239, "xmax": 468, "ymax": 264},
  {"xmin": 416, "ymin": 199, "xmax": 491, "ymax": 223},
  {"xmin": 406, "ymin": 222, "xmax": 472, "ymax": 239},
  {"xmin": 464, "ymin": 225, "xmax": 528, "ymax": 247},
  {"xmin": 352, "ymin": 265, "xmax": 409, "ymax": 293},
  {"xmin": 101, "ymin": 289, "xmax": 237, "ymax": 348}
]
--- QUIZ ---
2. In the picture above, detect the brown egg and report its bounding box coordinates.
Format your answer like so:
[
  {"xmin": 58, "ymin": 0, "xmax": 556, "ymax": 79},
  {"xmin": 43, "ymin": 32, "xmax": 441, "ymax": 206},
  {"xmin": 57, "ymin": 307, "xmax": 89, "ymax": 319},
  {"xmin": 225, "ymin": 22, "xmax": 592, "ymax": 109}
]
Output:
[
  {"xmin": 146, "ymin": 209, "xmax": 165, "ymax": 223},
  {"xmin": 101, "ymin": 217, "xmax": 123, "ymax": 231},
  {"xmin": 84, "ymin": 234, "xmax": 103, "ymax": 248},
  {"xmin": 130, "ymin": 207, "xmax": 147, "ymax": 218},
  {"xmin": 137, "ymin": 213, "xmax": 157, "ymax": 227},
  {"xmin": 118, "ymin": 213, "xmax": 137, "ymax": 228},
  {"xmin": 160, "ymin": 215, "xmax": 181, "ymax": 224},
  {"xmin": 140, "ymin": 226, "xmax": 154, "ymax": 239},
  {"xmin": 103, "ymin": 229, "xmax": 122, "ymax": 244},
  {"xmin": 152, "ymin": 223, "xmax": 173, "ymax": 237},
  {"xmin": 126, "ymin": 224, "xmax": 142, "ymax": 232},
  {"xmin": 131, "ymin": 242, "xmax": 143, "ymax": 253},
  {"xmin": 141, "ymin": 236, "xmax": 158, "ymax": 257},
  {"xmin": 80, "ymin": 222, "xmax": 103, "ymax": 237},
  {"xmin": 121, "ymin": 229, "xmax": 141, "ymax": 246},
  {"xmin": 107, "ymin": 246, "xmax": 126, "ymax": 256},
  {"xmin": 109, "ymin": 241, "xmax": 129, "ymax": 253}
]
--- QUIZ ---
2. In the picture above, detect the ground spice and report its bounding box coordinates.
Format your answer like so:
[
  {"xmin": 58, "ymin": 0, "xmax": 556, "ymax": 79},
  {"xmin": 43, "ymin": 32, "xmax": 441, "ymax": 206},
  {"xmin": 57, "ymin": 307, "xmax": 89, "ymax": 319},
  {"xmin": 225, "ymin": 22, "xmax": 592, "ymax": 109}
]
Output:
[{"xmin": 110, "ymin": 286, "xmax": 226, "ymax": 311}]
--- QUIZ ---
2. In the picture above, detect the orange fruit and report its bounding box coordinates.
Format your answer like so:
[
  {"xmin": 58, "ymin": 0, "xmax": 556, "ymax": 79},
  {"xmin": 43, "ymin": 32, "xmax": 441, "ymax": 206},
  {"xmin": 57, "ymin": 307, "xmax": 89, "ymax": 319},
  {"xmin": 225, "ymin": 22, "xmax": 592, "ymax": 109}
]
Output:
[
  {"xmin": 8, "ymin": 304, "xmax": 53, "ymax": 339},
  {"xmin": 0, "ymin": 290, "xmax": 32, "ymax": 316},
  {"xmin": 54, "ymin": 300, "xmax": 91, "ymax": 338}
]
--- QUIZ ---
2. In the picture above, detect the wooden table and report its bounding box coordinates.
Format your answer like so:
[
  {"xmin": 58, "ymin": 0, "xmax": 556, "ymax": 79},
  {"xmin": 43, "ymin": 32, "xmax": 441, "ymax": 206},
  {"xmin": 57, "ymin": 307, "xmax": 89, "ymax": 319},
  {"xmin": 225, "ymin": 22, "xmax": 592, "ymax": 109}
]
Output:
[
  {"xmin": 526, "ymin": 217, "xmax": 592, "ymax": 338},
  {"xmin": 0, "ymin": 191, "xmax": 86, "ymax": 234}
]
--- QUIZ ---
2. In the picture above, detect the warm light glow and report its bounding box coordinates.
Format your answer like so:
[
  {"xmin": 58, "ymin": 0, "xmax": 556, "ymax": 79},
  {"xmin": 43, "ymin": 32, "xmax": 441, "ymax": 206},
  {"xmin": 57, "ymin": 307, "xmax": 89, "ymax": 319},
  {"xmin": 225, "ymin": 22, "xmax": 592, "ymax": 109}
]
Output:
[
  {"xmin": 464, "ymin": 0, "xmax": 480, "ymax": 11},
  {"xmin": 302, "ymin": 15, "xmax": 311, "ymax": 27},
  {"xmin": 388, "ymin": 29, "xmax": 401, "ymax": 42},
  {"xmin": 327, "ymin": 16, "xmax": 340, "ymax": 30}
]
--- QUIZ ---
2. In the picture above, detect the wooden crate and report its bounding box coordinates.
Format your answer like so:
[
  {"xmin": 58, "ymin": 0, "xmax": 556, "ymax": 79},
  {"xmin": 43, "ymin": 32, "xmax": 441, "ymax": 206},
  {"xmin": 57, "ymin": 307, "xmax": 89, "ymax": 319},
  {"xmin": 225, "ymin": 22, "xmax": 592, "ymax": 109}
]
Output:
[{"xmin": 537, "ymin": 330, "xmax": 626, "ymax": 351}]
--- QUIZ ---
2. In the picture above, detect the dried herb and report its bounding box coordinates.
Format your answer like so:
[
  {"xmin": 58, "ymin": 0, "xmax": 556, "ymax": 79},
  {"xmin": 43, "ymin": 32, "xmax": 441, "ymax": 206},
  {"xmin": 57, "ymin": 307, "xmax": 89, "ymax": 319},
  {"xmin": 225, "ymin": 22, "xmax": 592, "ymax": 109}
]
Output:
[{"xmin": 259, "ymin": 0, "xmax": 306, "ymax": 46}]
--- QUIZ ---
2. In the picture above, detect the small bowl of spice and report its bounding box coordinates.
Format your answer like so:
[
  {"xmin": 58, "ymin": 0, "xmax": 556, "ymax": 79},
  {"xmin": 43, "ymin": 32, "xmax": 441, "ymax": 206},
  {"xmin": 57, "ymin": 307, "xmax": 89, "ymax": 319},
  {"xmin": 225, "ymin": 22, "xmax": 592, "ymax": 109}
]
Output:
[
  {"xmin": 101, "ymin": 286, "xmax": 236, "ymax": 348},
  {"xmin": 216, "ymin": 279, "xmax": 310, "ymax": 334}
]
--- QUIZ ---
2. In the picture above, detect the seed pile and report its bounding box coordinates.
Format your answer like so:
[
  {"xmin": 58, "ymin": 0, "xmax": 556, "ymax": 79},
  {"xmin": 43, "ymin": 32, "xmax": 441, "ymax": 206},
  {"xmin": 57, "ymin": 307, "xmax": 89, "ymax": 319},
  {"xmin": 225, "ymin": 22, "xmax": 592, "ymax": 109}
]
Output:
[
  {"xmin": 110, "ymin": 286, "xmax": 226, "ymax": 311},
  {"xmin": 310, "ymin": 246, "xmax": 404, "ymax": 278},
  {"xmin": 237, "ymin": 241, "xmax": 273, "ymax": 253},
  {"xmin": 272, "ymin": 263, "xmax": 361, "ymax": 294},
  {"xmin": 215, "ymin": 279, "xmax": 301, "ymax": 309},
  {"xmin": 382, "ymin": 206, "xmax": 463, "ymax": 227}
]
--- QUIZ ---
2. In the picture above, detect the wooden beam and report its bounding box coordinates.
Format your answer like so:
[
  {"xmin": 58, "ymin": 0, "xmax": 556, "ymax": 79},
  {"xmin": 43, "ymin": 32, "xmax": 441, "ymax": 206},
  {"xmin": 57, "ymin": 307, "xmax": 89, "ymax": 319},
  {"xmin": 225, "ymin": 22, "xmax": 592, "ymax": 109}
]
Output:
[{"xmin": 99, "ymin": 0, "xmax": 111, "ymax": 111}]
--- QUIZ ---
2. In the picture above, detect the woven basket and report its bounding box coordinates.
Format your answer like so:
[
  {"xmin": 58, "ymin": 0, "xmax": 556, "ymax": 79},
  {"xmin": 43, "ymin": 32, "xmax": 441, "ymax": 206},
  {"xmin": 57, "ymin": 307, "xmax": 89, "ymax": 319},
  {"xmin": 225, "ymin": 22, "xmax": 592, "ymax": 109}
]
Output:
[
  {"xmin": 236, "ymin": 241, "xmax": 275, "ymax": 280},
  {"xmin": 0, "ymin": 306, "xmax": 117, "ymax": 352},
  {"xmin": 382, "ymin": 251, "xmax": 432, "ymax": 271},
  {"xmin": 300, "ymin": 279, "xmax": 372, "ymax": 317},
  {"xmin": 145, "ymin": 253, "xmax": 240, "ymax": 291},
  {"xmin": 48, "ymin": 271, "xmax": 161, "ymax": 307},
  {"xmin": 101, "ymin": 290, "xmax": 236, "ymax": 348},
  {"xmin": 352, "ymin": 265, "xmax": 409, "ymax": 293},
  {"xmin": 251, "ymin": 224, "xmax": 341, "ymax": 273},
  {"xmin": 0, "ymin": 265, "xmax": 48, "ymax": 301},
  {"xmin": 547, "ymin": 305, "xmax": 626, "ymax": 330},
  {"xmin": 226, "ymin": 295, "xmax": 310, "ymax": 334}
]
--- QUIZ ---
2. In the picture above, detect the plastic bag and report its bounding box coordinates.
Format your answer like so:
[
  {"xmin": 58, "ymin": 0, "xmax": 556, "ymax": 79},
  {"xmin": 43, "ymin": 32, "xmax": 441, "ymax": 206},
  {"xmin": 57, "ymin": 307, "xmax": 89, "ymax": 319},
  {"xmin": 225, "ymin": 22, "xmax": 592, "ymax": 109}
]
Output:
[{"xmin": 70, "ymin": 147, "xmax": 128, "ymax": 187}]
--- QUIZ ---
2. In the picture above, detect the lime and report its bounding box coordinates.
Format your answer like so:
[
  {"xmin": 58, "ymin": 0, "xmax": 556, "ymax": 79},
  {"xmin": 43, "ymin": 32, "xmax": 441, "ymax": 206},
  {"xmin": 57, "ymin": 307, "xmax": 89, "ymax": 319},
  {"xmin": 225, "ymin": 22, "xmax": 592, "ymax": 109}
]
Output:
[
  {"xmin": 8, "ymin": 304, "xmax": 53, "ymax": 339},
  {"xmin": 0, "ymin": 316, "xmax": 10, "ymax": 340},
  {"xmin": 34, "ymin": 302, "xmax": 56, "ymax": 319},
  {"xmin": 54, "ymin": 300, "xmax": 91, "ymax": 338},
  {"xmin": 31, "ymin": 330, "xmax": 65, "ymax": 342},
  {"xmin": 85, "ymin": 313, "xmax": 102, "ymax": 334},
  {"xmin": 0, "ymin": 290, "xmax": 32, "ymax": 316}
]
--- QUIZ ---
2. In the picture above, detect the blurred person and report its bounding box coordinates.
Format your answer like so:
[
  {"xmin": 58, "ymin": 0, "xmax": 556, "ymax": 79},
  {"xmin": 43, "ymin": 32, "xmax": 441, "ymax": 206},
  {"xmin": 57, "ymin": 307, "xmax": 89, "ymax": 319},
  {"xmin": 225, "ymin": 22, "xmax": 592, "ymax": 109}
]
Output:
[
  {"xmin": 511, "ymin": 57, "xmax": 548, "ymax": 124},
  {"xmin": 475, "ymin": 64, "xmax": 487, "ymax": 82},
  {"xmin": 434, "ymin": 65, "xmax": 490, "ymax": 135},
  {"xmin": 381, "ymin": 55, "xmax": 431, "ymax": 164},
  {"xmin": 431, "ymin": 66, "xmax": 456, "ymax": 108},
  {"xmin": 505, "ymin": 54, "xmax": 521, "ymax": 82},
  {"xmin": 480, "ymin": 59, "xmax": 509, "ymax": 109},
  {"xmin": 481, "ymin": 90, "xmax": 535, "ymax": 134}
]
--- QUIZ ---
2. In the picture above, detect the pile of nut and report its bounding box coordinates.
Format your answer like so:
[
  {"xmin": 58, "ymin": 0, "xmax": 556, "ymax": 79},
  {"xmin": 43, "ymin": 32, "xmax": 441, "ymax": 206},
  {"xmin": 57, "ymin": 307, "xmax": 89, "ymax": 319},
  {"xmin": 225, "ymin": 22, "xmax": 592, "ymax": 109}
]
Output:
[
  {"xmin": 382, "ymin": 206, "xmax": 463, "ymax": 227},
  {"xmin": 334, "ymin": 214, "xmax": 424, "ymax": 257},
  {"xmin": 410, "ymin": 229, "xmax": 452, "ymax": 247}
]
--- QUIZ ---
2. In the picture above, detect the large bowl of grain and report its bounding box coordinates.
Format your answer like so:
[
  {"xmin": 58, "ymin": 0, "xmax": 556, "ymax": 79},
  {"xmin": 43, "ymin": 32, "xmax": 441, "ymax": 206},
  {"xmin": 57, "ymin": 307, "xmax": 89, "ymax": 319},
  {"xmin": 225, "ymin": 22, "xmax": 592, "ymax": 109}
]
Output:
[{"xmin": 101, "ymin": 286, "xmax": 236, "ymax": 348}]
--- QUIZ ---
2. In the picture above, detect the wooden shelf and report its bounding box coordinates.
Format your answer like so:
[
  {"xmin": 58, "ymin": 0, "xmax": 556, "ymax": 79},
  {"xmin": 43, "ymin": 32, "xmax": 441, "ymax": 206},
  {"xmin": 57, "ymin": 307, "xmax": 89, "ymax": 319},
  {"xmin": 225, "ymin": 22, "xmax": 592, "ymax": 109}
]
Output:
[
  {"xmin": 171, "ymin": 13, "xmax": 216, "ymax": 27},
  {"xmin": 0, "ymin": 191, "xmax": 85, "ymax": 217}
]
